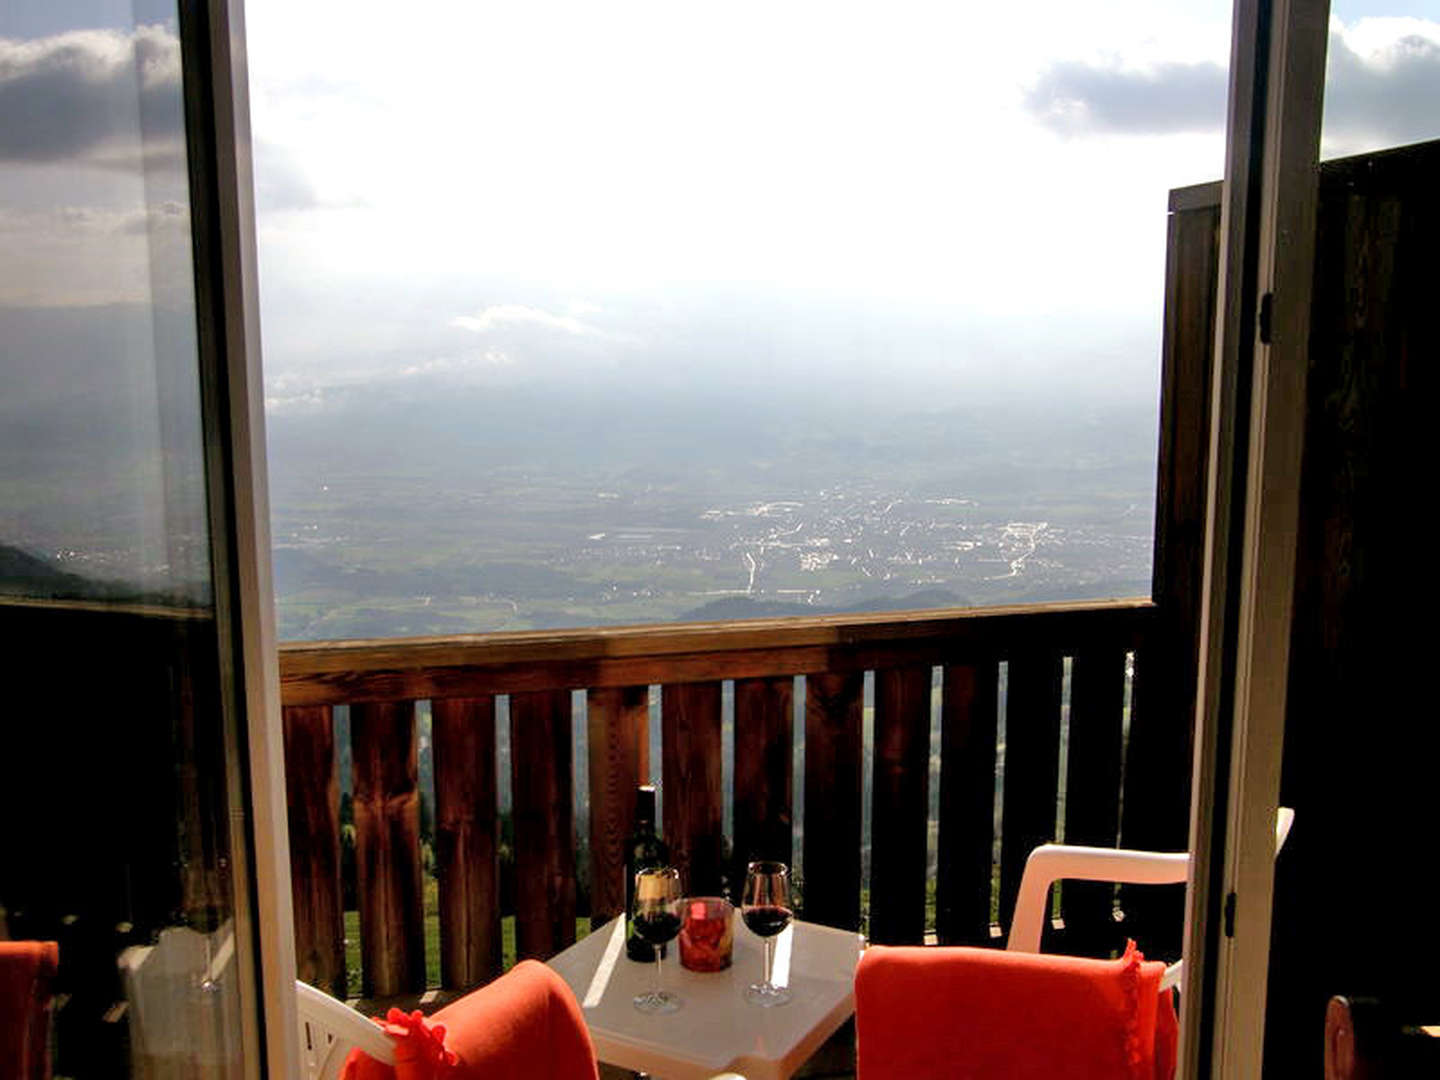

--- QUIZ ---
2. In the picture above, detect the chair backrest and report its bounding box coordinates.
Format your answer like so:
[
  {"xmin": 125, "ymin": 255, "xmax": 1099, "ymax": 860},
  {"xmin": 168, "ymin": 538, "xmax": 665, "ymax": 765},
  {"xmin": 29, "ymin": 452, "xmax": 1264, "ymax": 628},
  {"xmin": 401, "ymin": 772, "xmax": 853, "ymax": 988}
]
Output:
[
  {"xmin": 1006, "ymin": 846, "xmax": 1190, "ymax": 956},
  {"xmin": 854, "ymin": 944, "xmax": 1178, "ymax": 1080},
  {"xmin": 118, "ymin": 925, "xmax": 243, "ymax": 1074},
  {"xmin": 0, "ymin": 941, "xmax": 59, "ymax": 1080},
  {"xmin": 1006, "ymin": 806, "xmax": 1296, "ymax": 993},
  {"xmin": 295, "ymin": 981, "xmax": 396, "ymax": 1080}
]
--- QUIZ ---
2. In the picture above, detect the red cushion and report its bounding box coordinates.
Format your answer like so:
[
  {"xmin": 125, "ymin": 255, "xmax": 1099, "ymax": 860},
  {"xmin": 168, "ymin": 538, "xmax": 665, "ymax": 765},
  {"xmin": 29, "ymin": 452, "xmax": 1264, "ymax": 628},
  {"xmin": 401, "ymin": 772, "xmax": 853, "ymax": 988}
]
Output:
[
  {"xmin": 342, "ymin": 960, "xmax": 597, "ymax": 1080},
  {"xmin": 0, "ymin": 941, "xmax": 60, "ymax": 1080},
  {"xmin": 855, "ymin": 942, "xmax": 1177, "ymax": 1080}
]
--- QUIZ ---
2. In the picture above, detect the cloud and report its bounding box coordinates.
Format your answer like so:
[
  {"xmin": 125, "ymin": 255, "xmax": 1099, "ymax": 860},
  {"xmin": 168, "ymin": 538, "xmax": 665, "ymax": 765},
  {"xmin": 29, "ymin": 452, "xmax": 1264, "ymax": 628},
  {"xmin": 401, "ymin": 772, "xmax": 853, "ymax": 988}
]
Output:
[
  {"xmin": 19, "ymin": 200, "xmax": 189, "ymax": 236},
  {"xmin": 262, "ymin": 348, "xmax": 520, "ymax": 413},
  {"xmin": 253, "ymin": 138, "xmax": 322, "ymax": 212},
  {"xmin": 0, "ymin": 202, "xmax": 192, "ymax": 306},
  {"xmin": 1322, "ymin": 22, "xmax": 1440, "ymax": 149},
  {"xmin": 451, "ymin": 304, "xmax": 610, "ymax": 338},
  {"xmin": 1025, "ymin": 59, "xmax": 1226, "ymax": 136},
  {"xmin": 397, "ymin": 350, "xmax": 514, "ymax": 377},
  {"xmin": 1025, "ymin": 18, "xmax": 1440, "ymax": 148},
  {"xmin": 0, "ymin": 25, "xmax": 184, "ymax": 163}
]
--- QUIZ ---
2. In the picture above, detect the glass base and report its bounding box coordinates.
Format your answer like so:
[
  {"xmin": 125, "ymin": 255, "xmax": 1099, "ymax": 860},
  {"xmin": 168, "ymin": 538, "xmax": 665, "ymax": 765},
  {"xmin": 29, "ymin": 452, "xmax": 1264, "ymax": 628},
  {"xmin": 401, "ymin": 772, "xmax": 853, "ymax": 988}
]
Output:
[
  {"xmin": 745, "ymin": 981, "xmax": 792, "ymax": 1007},
  {"xmin": 633, "ymin": 988, "xmax": 682, "ymax": 1014}
]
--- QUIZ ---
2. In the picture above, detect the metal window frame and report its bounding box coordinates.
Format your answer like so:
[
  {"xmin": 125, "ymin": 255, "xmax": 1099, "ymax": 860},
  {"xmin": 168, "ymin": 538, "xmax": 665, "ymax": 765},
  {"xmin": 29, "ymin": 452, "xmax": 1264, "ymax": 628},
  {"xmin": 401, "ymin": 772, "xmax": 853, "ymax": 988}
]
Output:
[
  {"xmin": 1180, "ymin": 0, "xmax": 1330, "ymax": 1074},
  {"xmin": 179, "ymin": 0, "xmax": 299, "ymax": 1076}
]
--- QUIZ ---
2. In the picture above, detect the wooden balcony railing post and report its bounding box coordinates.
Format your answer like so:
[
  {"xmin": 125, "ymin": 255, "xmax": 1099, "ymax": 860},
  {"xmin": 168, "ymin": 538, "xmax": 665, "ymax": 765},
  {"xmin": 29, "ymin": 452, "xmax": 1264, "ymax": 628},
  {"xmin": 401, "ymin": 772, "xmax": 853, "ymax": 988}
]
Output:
[
  {"xmin": 1109, "ymin": 183, "xmax": 1221, "ymax": 963},
  {"xmin": 1060, "ymin": 649, "xmax": 1128, "ymax": 958},
  {"xmin": 661, "ymin": 682, "xmax": 724, "ymax": 897},
  {"xmin": 997, "ymin": 653, "xmax": 1064, "ymax": 946},
  {"xmin": 510, "ymin": 689, "xmax": 577, "ymax": 961},
  {"xmin": 732, "ymin": 676, "xmax": 794, "ymax": 888},
  {"xmin": 869, "ymin": 665, "xmax": 932, "ymax": 945},
  {"xmin": 936, "ymin": 662, "xmax": 999, "ymax": 946},
  {"xmin": 351, "ymin": 701, "xmax": 426, "ymax": 997},
  {"xmin": 282, "ymin": 704, "xmax": 345, "ymax": 997},
  {"xmin": 432, "ymin": 696, "xmax": 501, "ymax": 989},
  {"xmin": 801, "ymin": 671, "xmax": 864, "ymax": 931},
  {"xmin": 586, "ymin": 685, "xmax": 649, "ymax": 925}
]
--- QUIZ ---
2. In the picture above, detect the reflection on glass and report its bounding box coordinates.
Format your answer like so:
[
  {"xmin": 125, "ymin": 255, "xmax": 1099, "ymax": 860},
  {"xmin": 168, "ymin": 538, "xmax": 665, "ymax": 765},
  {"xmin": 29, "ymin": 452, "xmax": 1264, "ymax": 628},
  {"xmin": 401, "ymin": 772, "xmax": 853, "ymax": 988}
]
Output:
[
  {"xmin": 1, "ymin": 4, "xmax": 244, "ymax": 1078},
  {"xmin": 0, "ymin": 10, "xmax": 208, "ymax": 606}
]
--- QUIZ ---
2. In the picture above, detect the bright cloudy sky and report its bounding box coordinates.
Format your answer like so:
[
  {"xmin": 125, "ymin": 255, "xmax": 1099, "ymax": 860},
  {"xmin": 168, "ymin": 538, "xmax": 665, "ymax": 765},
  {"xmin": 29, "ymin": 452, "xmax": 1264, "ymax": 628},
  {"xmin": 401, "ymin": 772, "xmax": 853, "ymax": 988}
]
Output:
[
  {"xmin": 3, "ymin": 0, "xmax": 1438, "ymax": 407},
  {"xmin": 244, "ymin": 0, "xmax": 1239, "ymax": 398}
]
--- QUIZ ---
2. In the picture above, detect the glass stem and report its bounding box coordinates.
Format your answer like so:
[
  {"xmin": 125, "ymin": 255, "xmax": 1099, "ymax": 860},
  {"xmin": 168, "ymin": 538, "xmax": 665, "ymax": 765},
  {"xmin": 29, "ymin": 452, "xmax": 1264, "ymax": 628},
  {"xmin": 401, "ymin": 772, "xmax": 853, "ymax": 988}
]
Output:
[
  {"xmin": 654, "ymin": 946, "xmax": 664, "ymax": 997},
  {"xmin": 763, "ymin": 935, "xmax": 774, "ymax": 988}
]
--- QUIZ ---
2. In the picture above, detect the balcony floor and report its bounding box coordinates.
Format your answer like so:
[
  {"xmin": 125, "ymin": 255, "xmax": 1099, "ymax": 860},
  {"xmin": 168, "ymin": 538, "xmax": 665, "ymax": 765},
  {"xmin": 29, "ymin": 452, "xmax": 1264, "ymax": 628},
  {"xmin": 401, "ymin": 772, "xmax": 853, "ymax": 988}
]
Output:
[{"xmin": 595, "ymin": 1019, "xmax": 857, "ymax": 1080}]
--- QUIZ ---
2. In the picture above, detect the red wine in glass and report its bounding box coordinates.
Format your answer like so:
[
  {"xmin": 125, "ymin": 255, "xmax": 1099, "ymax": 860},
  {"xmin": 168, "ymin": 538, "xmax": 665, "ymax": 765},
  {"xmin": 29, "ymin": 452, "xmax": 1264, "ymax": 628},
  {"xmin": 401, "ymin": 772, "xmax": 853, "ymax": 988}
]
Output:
[
  {"xmin": 741, "ymin": 861, "xmax": 793, "ymax": 1006},
  {"xmin": 632, "ymin": 867, "xmax": 683, "ymax": 1014},
  {"xmin": 634, "ymin": 911, "xmax": 683, "ymax": 945},
  {"xmin": 741, "ymin": 905, "xmax": 792, "ymax": 938}
]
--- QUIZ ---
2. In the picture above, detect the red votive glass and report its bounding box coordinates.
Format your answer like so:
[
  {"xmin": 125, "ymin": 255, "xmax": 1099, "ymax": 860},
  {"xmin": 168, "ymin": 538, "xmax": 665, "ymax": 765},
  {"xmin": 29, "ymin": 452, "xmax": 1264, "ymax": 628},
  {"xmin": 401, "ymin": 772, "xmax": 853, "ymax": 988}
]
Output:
[{"xmin": 679, "ymin": 897, "xmax": 734, "ymax": 972}]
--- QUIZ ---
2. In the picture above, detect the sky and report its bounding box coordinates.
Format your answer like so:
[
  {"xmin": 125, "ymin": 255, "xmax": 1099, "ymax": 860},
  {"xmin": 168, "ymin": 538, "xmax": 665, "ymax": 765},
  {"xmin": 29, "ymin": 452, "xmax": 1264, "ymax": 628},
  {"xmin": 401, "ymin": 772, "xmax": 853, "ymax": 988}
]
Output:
[
  {"xmin": 2, "ymin": 0, "xmax": 1438, "ymax": 414},
  {"xmin": 237, "ymin": 0, "xmax": 1438, "ymax": 412}
]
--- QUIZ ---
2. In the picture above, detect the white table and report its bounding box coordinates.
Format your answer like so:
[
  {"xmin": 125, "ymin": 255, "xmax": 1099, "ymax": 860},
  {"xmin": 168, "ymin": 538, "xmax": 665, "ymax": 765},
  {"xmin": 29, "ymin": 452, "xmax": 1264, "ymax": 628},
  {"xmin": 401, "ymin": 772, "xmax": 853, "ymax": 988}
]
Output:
[{"xmin": 547, "ymin": 914, "xmax": 861, "ymax": 1080}]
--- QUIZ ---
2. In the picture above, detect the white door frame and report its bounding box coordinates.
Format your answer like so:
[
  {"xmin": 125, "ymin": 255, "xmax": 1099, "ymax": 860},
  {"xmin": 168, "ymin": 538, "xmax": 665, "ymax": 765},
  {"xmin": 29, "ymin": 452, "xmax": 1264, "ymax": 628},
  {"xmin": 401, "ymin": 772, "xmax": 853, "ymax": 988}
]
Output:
[
  {"xmin": 1180, "ymin": 0, "xmax": 1330, "ymax": 1074},
  {"xmin": 182, "ymin": 1, "xmax": 300, "ymax": 1076}
]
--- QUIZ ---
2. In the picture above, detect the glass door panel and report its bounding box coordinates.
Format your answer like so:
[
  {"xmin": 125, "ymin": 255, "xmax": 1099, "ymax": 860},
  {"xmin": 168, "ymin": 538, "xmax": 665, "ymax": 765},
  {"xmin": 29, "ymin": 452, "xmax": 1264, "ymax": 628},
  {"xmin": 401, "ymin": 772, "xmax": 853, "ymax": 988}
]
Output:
[{"xmin": 1, "ymin": 2, "xmax": 255, "ymax": 1076}]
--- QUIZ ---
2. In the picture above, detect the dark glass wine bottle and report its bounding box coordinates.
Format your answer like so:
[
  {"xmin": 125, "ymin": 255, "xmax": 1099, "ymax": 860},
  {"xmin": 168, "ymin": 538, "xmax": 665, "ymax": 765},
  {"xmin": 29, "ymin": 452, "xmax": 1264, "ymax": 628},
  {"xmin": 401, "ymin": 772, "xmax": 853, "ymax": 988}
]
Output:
[{"xmin": 625, "ymin": 784, "xmax": 671, "ymax": 961}]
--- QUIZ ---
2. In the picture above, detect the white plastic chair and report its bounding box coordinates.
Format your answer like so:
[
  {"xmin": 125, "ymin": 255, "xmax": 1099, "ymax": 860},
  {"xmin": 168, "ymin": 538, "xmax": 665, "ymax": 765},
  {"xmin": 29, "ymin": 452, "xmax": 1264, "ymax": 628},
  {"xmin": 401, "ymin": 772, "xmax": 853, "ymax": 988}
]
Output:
[
  {"xmin": 1006, "ymin": 806, "xmax": 1295, "ymax": 993},
  {"xmin": 118, "ymin": 922, "xmax": 244, "ymax": 1077},
  {"xmin": 295, "ymin": 981, "xmax": 396, "ymax": 1080}
]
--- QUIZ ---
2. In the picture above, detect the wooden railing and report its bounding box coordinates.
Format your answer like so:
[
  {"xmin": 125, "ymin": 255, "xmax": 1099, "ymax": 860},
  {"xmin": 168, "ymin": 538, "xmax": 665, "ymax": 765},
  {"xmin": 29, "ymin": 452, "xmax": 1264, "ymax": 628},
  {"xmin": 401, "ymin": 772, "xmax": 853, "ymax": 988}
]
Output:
[{"xmin": 278, "ymin": 597, "xmax": 1200, "ymax": 999}]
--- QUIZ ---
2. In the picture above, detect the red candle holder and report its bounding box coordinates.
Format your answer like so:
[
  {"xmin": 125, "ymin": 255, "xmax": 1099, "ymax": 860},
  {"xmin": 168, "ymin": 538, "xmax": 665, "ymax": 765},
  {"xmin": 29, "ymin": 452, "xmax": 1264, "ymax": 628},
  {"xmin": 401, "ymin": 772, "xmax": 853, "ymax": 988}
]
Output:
[{"xmin": 679, "ymin": 897, "xmax": 734, "ymax": 972}]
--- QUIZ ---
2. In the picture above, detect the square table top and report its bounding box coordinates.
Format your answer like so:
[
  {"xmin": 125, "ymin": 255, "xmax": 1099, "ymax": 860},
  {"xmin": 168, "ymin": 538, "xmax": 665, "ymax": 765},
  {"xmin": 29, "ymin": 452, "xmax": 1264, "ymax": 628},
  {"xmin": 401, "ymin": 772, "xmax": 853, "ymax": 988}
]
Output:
[{"xmin": 547, "ymin": 914, "xmax": 862, "ymax": 1080}]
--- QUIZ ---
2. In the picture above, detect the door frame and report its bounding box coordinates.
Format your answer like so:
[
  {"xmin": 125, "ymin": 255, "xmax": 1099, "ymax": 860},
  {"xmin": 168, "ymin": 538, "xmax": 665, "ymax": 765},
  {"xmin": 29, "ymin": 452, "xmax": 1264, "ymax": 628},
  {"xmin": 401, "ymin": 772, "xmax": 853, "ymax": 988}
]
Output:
[
  {"xmin": 180, "ymin": 0, "xmax": 299, "ymax": 1075},
  {"xmin": 1180, "ymin": 0, "xmax": 1330, "ymax": 1074}
]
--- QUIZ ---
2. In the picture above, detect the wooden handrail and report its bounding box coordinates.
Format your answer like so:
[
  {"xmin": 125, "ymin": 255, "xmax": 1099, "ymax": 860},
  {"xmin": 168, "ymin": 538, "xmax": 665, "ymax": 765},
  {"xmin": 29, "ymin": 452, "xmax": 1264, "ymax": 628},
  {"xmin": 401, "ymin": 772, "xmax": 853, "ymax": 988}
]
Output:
[
  {"xmin": 0, "ymin": 595, "xmax": 213, "ymax": 621},
  {"xmin": 279, "ymin": 597, "xmax": 1156, "ymax": 706}
]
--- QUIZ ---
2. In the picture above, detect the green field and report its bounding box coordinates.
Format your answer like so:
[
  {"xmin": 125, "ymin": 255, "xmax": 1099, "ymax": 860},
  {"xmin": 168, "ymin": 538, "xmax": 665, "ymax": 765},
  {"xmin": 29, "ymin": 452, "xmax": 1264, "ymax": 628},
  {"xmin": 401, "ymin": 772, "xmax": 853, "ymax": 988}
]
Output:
[{"xmin": 341, "ymin": 876, "xmax": 592, "ymax": 997}]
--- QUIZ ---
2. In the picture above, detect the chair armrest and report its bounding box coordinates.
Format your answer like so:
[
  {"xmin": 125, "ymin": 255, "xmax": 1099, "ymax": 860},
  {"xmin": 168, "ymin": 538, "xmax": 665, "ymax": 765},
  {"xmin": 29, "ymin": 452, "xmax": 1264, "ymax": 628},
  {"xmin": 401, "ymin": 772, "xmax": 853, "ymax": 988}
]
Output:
[
  {"xmin": 1007, "ymin": 845, "xmax": 1189, "ymax": 954},
  {"xmin": 1276, "ymin": 806, "xmax": 1295, "ymax": 852},
  {"xmin": 294, "ymin": 980, "xmax": 396, "ymax": 1068}
]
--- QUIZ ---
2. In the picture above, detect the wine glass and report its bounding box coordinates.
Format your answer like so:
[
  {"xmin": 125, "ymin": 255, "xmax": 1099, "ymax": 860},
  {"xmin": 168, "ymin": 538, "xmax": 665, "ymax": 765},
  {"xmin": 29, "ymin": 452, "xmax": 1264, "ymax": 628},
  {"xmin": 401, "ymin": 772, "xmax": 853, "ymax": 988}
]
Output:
[
  {"xmin": 632, "ymin": 866, "xmax": 683, "ymax": 1014},
  {"xmin": 741, "ymin": 860, "xmax": 793, "ymax": 1007}
]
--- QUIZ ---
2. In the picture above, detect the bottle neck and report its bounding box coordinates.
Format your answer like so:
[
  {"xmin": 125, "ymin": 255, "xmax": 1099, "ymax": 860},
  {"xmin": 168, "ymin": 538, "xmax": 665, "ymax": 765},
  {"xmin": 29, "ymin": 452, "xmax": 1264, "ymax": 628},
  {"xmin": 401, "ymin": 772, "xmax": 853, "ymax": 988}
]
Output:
[{"xmin": 635, "ymin": 786, "xmax": 658, "ymax": 834}]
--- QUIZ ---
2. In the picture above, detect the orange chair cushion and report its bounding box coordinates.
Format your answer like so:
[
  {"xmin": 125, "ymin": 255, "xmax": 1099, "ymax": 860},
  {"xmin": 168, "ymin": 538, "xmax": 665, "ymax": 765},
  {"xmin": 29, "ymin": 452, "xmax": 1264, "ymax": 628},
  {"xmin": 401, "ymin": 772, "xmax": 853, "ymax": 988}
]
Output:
[
  {"xmin": 0, "ymin": 941, "xmax": 60, "ymax": 1080},
  {"xmin": 342, "ymin": 960, "xmax": 598, "ymax": 1080},
  {"xmin": 855, "ymin": 941, "xmax": 1178, "ymax": 1080}
]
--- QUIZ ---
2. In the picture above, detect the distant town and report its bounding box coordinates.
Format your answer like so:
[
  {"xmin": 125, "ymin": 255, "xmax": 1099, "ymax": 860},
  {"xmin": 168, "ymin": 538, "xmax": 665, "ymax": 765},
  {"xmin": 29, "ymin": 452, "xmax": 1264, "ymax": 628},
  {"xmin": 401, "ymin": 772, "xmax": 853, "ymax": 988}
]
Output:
[{"xmin": 269, "ymin": 465, "xmax": 1155, "ymax": 641}]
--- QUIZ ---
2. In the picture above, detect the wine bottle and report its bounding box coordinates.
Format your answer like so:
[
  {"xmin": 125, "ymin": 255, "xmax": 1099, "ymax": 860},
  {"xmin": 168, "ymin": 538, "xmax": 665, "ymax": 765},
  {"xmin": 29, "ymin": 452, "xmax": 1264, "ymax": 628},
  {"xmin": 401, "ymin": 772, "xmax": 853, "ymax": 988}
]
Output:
[{"xmin": 625, "ymin": 785, "xmax": 671, "ymax": 961}]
